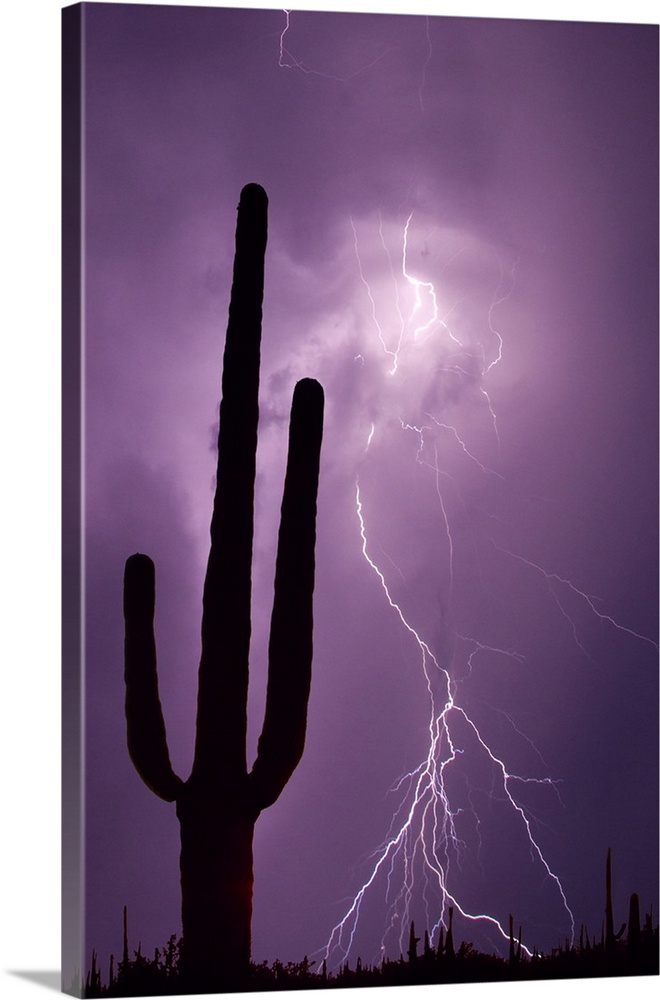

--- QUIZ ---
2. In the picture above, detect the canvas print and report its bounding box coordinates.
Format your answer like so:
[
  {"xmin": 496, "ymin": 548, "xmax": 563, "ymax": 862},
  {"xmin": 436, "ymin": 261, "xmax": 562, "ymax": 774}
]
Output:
[{"xmin": 62, "ymin": 2, "xmax": 659, "ymax": 996}]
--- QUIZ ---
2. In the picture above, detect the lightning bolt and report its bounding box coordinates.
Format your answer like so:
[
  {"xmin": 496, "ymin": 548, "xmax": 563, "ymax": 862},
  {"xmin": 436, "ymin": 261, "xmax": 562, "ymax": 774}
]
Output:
[
  {"xmin": 418, "ymin": 16, "xmax": 433, "ymax": 114},
  {"xmin": 317, "ymin": 207, "xmax": 655, "ymax": 972},
  {"xmin": 321, "ymin": 477, "xmax": 572, "ymax": 968},
  {"xmin": 350, "ymin": 212, "xmax": 465, "ymax": 376},
  {"xmin": 425, "ymin": 413, "xmax": 504, "ymax": 481},
  {"xmin": 278, "ymin": 9, "xmax": 393, "ymax": 82},
  {"xmin": 483, "ymin": 255, "xmax": 517, "ymax": 374},
  {"xmin": 402, "ymin": 213, "xmax": 440, "ymax": 345},
  {"xmin": 350, "ymin": 215, "xmax": 401, "ymax": 374},
  {"xmin": 491, "ymin": 541, "xmax": 659, "ymax": 655}
]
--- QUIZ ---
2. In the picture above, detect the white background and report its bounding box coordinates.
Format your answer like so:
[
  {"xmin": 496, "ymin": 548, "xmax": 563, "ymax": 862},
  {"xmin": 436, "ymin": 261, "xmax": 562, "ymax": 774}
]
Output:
[{"xmin": 0, "ymin": 1, "xmax": 656, "ymax": 998}]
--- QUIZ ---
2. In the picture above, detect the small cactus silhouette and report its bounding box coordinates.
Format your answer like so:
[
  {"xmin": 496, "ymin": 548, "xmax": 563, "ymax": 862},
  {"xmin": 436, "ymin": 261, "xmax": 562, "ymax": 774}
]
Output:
[
  {"xmin": 627, "ymin": 892, "xmax": 641, "ymax": 961},
  {"xmin": 123, "ymin": 183, "xmax": 324, "ymax": 991},
  {"xmin": 604, "ymin": 847, "xmax": 626, "ymax": 958},
  {"xmin": 445, "ymin": 906, "xmax": 455, "ymax": 960},
  {"xmin": 407, "ymin": 921, "xmax": 420, "ymax": 964}
]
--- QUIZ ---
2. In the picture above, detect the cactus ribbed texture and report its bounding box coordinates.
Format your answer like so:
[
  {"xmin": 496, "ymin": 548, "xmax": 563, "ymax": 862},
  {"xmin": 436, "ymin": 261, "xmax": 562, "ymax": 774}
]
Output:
[{"xmin": 123, "ymin": 183, "xmax": 324, "ymax": 992}]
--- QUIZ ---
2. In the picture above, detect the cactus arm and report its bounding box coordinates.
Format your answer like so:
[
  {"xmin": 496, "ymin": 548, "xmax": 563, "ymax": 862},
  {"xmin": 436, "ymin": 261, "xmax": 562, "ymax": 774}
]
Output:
[
  {"xmin": 249, "ymin": 377, "xmax": 324, "ymax": 811},
  {"xmin": 123, "ymin": 553, "xmax": 182, "ymax": 801},
  {"xmin": 192, "ymin": 183, "xmax": 268, "ymax": 785}
]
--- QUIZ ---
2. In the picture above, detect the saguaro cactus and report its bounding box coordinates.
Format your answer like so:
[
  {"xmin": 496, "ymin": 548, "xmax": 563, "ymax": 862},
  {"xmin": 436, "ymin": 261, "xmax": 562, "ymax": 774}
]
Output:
[
  {"xmin": 627, "ymin": 892, "xmax": 641, "ymax": 962},
  {"xmin": 604, "ymin": 847, "xmax": 626, "ymax": 959},
  {"xmin": 123, "ymin": 184, "xmax": 324, "ymax": 992}
]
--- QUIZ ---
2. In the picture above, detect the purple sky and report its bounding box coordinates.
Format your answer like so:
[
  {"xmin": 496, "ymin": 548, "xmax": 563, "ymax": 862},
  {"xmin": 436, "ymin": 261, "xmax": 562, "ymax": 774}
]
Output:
[{"xmin": 80, "ymin": 1, "xmax": 657, "ymax": 974}]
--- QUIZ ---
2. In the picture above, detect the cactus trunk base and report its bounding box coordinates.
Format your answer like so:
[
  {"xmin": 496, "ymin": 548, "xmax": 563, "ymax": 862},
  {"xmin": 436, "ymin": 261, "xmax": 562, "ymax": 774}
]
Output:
[{"xmin": 177, "ymin": 788, "xmax": 256, "ymax": 992}]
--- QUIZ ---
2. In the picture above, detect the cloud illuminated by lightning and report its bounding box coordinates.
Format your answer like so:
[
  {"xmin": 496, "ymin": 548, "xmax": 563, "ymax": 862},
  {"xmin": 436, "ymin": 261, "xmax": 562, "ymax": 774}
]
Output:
[
  {"xmin": 312, "ymin": 206, "xmax": 654, "ymax": 971},
  {"xmin": 307, "ymin": 209, "xmax": 581, "ymax": 969}
]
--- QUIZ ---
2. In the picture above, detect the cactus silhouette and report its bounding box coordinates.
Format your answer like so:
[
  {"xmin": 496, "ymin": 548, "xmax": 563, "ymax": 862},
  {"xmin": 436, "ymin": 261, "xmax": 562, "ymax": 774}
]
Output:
[
  {"xmin": 123, "ymin": 183, "xmax": 324, "ymax": 992},
  {"xmin": 627, "ymin": 892, "xmax": 641, "ymax": 962},
  {"xmin": 604, "ymin": 847, "xmax": 626, "ymax": 958},
  {"xmin": 407, "ymin": 921, "xmax": 419, "ymax": 964}
]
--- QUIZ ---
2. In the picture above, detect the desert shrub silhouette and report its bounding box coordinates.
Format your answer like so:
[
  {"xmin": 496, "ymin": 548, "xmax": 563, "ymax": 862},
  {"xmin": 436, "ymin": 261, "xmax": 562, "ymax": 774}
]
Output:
[
  {"xmin": 82, "ymin": 850, "xmax": 658, "ymax": 995},
  {"xmin": 123, "ymin": 183, "xmax": 324, "ymax": 992}
]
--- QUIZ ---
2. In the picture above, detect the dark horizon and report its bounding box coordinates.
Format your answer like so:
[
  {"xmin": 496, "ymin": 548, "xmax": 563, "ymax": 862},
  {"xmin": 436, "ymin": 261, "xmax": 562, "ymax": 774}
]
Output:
[{"xmin": 64, "ymin": 0, "xmax": 657, "ymax": 991}]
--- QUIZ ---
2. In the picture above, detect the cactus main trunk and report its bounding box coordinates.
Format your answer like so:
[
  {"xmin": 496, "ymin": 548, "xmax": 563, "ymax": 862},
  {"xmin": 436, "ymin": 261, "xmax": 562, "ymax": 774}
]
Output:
[
  {"xmin": 123, "ymin": 184, "xmax": 324, "ymax": 993},
  {"xmin": 177, "ymin": 782, "xmax": 256, "ymax": 991}
]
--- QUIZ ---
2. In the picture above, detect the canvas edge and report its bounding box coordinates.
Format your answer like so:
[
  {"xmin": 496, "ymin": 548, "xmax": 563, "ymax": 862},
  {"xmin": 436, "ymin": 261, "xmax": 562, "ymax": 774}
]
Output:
[{"xmin": 62, "ymin": 3, "xmax": 84, "ymax": 996}]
